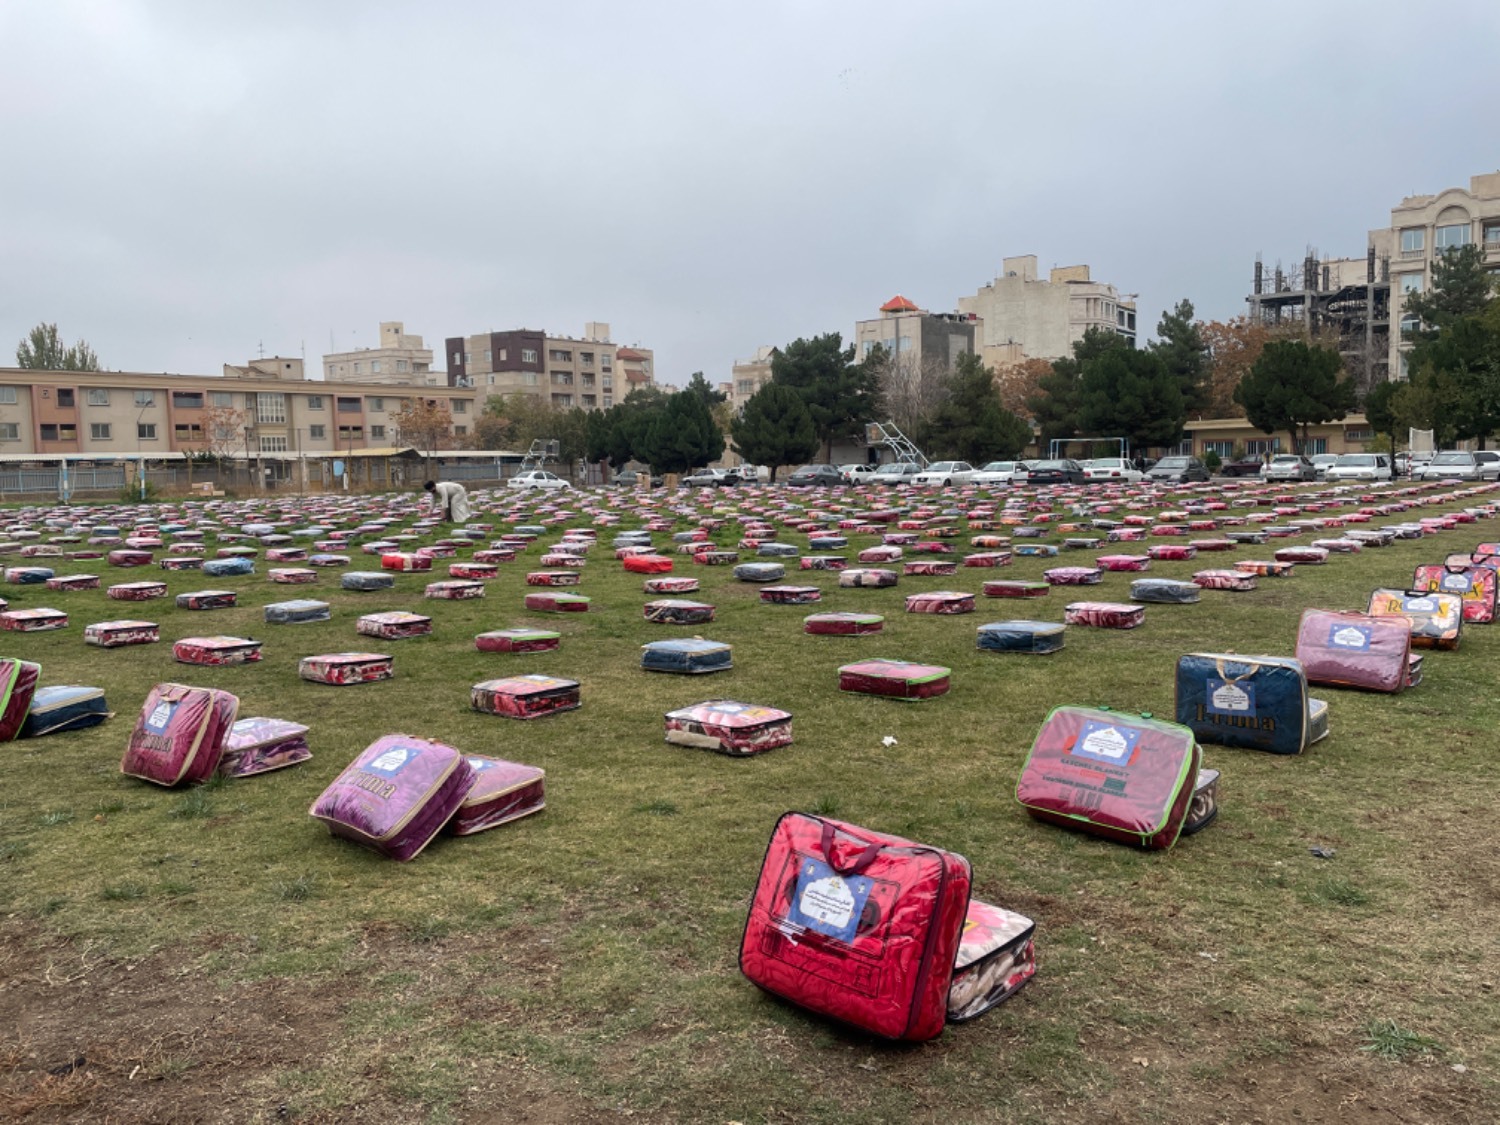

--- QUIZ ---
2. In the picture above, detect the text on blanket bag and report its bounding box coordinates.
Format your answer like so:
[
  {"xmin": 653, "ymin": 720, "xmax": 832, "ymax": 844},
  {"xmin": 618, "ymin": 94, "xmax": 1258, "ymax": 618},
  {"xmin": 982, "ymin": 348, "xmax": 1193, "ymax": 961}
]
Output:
[
  {"xmin": 1193, "ymin": 705, "xmax": 1277, "ymax": 731},
  {"xmin": 344, "ymin": 768, "xmax": 398, "ymax": 800}
]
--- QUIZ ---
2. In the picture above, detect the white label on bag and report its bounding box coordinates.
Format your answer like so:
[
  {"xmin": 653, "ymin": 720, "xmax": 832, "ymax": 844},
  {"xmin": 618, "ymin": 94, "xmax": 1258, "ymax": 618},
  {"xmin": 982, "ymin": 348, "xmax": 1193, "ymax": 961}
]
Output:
[
  {"xmin": 798, "ymin": 874, "xmax": 856, "ymax": 930},
  {"xmin": 1211, "ymin": 683, "xmax": 1251, "ymax": 712},
  {"xmin": 1079, "ymin": 724, "xmax": 1131, "ymax": 761}
]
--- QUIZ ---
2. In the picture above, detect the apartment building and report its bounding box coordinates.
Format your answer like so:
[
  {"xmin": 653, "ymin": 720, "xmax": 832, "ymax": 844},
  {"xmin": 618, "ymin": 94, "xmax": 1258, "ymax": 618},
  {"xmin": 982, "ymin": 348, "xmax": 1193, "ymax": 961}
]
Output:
[
  {"xmin": 729, "ymin": 346, "xmax": 778, "ymax": 411},
  {"xmin": 1385, "ymin": 172, "xmax": 1500, "ymax": 379},
  {"xmin": 957, "ymin": 255, "xmax": 1137, "ymax": 367},
  {"xmin": 0, "ymin": 366, "xmax": 477, "ymax": 458},
  {"xmin": 322, "ymin": 322, "xmax": 435, "ymax": 385},
  {"xmin": 853, "ymin": 295, "xmax": 978, "ymax": 369},
  {"xmin": 443, "ymin": 321, "xmax": 654, "ymax": 410}
]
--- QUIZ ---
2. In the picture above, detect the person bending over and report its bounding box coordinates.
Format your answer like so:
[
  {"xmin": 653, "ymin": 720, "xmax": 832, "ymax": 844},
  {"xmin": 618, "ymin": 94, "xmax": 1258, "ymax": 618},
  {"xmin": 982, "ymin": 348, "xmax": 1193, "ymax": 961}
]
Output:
[{"xmin": 423, "ymin": 479, "xmax": 471, "ymax": 523}]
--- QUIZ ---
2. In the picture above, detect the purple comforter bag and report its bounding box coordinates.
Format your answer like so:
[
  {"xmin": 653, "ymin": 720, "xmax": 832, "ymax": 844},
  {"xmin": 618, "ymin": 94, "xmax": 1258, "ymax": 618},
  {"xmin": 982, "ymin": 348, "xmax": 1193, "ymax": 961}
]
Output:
[{"xmin": 309, "ymin": 734, "xmax": 477, "ymax": 861}]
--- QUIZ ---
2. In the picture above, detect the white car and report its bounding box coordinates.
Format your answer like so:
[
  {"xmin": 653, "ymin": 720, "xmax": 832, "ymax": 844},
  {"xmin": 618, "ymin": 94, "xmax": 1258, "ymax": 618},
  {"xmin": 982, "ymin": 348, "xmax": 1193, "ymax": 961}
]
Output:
[
  {"xmin": 910, "ymin": 460, "xmax": 974, "ymax": 487},
  {"xmin": 507, "ymin": 470, "xmax": 572, "ymax": 491},
  {"xmin": 1324, "ymin": 453, "xmax": 1393, "ymax": 483},
  {"xmin": 1414, "ymin": 450, "xmax": 1498, "ymax": 481},
  {"xmin": 840, "ymin": 464, "xmax": 878, "ymax": 484},
  {"xmin": 1082, "ymin": 457, "xmax": 1144, "ymax": 484},
  {"xmin": 972, "ymin": 460, "xmax": 1024, "ymax": 485}
]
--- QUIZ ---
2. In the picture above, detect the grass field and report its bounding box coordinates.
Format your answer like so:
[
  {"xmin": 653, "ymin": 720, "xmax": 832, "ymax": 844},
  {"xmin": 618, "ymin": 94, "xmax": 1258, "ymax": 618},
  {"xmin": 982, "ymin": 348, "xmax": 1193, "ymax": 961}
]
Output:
[{"xmin": 1, "ymin": 483, "xmax": 1498, "ymax": 1124}]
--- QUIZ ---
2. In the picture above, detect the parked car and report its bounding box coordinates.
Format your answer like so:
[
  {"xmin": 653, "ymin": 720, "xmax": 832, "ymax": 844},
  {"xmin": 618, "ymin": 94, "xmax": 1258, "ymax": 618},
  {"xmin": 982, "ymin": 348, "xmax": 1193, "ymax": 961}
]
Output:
[
  {"xmin": 1082, "ymin": 457, "xmax": 1143, "ymax": 484},
  {"xmin": 972, "ymin": 460, "xmax": 1025, "ymax": 485},
  {"xmin": 1217, "ymin": 455, "xmax": 1264, "ymax": 477},
  {"xmin": 1475, "ymin": 451, "xmax": 1500, "ymax": 479},
  {"xmin": 1147, "ymin": 456, "xmax": 1211, "ymax": 484},
  {"xmin": 682, "ymin": 467, "xmax": 739, "ymax": 487},
  {"xmin": 508, "ymin": 470, "xmax": 572, "ymax": 491},
  {"xmin": 1414, "ymin": 450, "xmax": 1498, "ymax": 481},
  {"xmin": 911, "ymin": 460, "xmax": 975, "ymax": 487},
  {"xmin": 612, "ymin": 468, "xmax": 664, "ymax": 488},
  {"xmin": 839, "ymin": 463, "xmax": 878, "ymax": 484},
  {"xmin": 785, "ymin": 463, "xmax": 844, "ymax": 488},
  {"xmin": 870, "ymin": 461, "xmax": 923, "ymax": 487},
  {"xmin": 1310, "ymin": 453, "xmax": 1339, "ymax": 479},
  {"xmin": 1324, "ymin": 453, "xmax": 1394, "ymax": 483},
  {"xmin": 1263, "ymin": 454, "xmax": 1316, "ymax": 482},
  {"xmin": 1025, "ymin": 459, "xmax": 1087, "ymax": 485}
]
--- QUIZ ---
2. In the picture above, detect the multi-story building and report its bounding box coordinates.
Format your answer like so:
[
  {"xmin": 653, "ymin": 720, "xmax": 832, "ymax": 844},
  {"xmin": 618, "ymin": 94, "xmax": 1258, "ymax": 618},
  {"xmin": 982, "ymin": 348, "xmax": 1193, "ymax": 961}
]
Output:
[
  {"xmin": 957, "ymin": 255, "xmax": 1137, "ymax": 367},
  {"xmin": 0, "ymin": 365, "xmax": 478, "ymax": 459},
  {"xmin": 443, "ymin": 321, "xmax": 653, "ymax": 410},
  {"xmin": 729, "ymin": 345, "xmax": 778, "ymax": 411},
  {"xmin": 853, "ymin": 296, "xmax": 978, "ymax": 370},
  {"xmin": 1384, "ymin": 172, "xmax": 1500, "ymax": 379},
  {"xmin": 321, "ymin": 322, "xmax": 435, "ymax": 385}
]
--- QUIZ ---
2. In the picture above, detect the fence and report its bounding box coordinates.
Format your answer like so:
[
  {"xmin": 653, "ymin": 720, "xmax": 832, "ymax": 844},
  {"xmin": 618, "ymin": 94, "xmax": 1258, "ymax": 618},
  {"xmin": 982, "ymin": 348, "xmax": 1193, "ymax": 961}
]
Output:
[{"xmin": 0, "ymin": 467, "xmax": 127, "ymax": 496}]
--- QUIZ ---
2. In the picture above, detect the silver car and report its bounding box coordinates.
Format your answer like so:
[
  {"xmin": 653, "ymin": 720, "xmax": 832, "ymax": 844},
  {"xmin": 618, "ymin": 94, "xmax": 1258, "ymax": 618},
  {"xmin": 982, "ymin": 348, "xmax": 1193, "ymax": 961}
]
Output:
[
  {"xmin": 1264, "ymin": 454, "xmax": 1316, "ymax": 482},
  {"xmin": 1414, "ymin": 450, "xmax": 1499, "ymax": 481}
]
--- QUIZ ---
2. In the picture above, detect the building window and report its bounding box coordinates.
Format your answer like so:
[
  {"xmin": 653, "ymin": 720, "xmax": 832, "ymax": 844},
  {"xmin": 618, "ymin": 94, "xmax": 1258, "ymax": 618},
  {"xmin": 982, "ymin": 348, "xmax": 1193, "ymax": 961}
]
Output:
[
  {"xmin": 337, "ymin": 397, "xmax": 361, "ymax": 413},
  {"xmin": 1303, "ymin": 437, "xmax": 1328, "ymax": 455},
  {"xmin": 454, "ymin": 424, "xmax": 467, "ymax": 436},
  {"xmin": 523, "ymin": 373, "xmax": 539, "ymax": 386},
  {"xmin": 0, "ymin": 387, "xmax": 16, "ymax": 404},
  {"xmin": 1485, "ymin": 223, "xmax": 1500, "ymax": 246},
  {"xmin": 371, "ymin": 361, "xmax": 382, "ymax": 375},
  {"xmin": 397, "ymin": 360, "xmax": 408, "ymax": 372},
  {"xmin": 138, "ymin": 423, "xmax": 158, "ymax": 440},
  {"xmin": 210, "ymin": 391, "xmax": 234, "ymax": 408},
  {"xmin": 338, "ymin": 425, "xmax": 364, "ymax": 441},
  {"xmin": 484, "ymin": 350, "xmax": 492, "ymax": 363},
  {"xmin": 305, "ymin": 395, "xmax": 323, "ymax": 410},
  {"xmin": 736, "ymin": 380, "xmax": 754, "ymax": 395},
  {"xmin": 581, "ymin": 352, "xmax": 594, "ymax": 365},
  {"xmin": 174, "ymin": 424, "xmax": 203, "ymax": 441},
  {"xmin": 453, "ymin": 399, "xmax": 468, "ymax": 414},
  {"xmin": 601, "ymin": 358, "xmax": 611, "ymax": 371},
  {"xmin": 1345, "ymin": 427, "xmax": 1374, "ymax": 441},
  {"xmin": 603, "ymin": 378, "xmax": 612, "ymax": 391},
  {"xmin": 522, "ymin": 349, "xmax": 537, "ymax": 363},
  {"xmin": 255, "ymin": 393, "xmax": 286, "ymax": 424},
  {"xmin": 498, "ymin": 349, "xmax": 507, "ymax": 363},
  {"xmin": 1399, "ymin": 352, "xmax": 1411, "ymax": 379},
  {"xmin": 368, "ymin": 396, "xmax": 384, "ymax": 412},
  {"xmin": 1245, "ymin": 438, "xmax": 1281, "ymax": 456},
  {"xmin": 87, "ymin": 389, "xmax": 109, "ymax": 406},
  {"xmin": 551, "ymin": 372, "xmax": 573, "ymax": 386},
  {"xmin": 40, "ymin": 424, "xmax": 58, "ymax": 441},
  {"xmin": 353, "ymin": 362, "xmax": 362, "ymax": 375},
  {"xmin": 1401, "ymin": 312, "xmax": 1421, "ymax": 334},
  {"xmin": 452, "ymin": 352, "xmax": 462, "ymax": 366},
  {"xmin": 1435, "ymin": 223, "xmax": 1472, "ymax": 252},
  {"xmin": 135, "ymin": 390, "xmax": 155, "ymax": 407},
  {"xmin": 56, "ymin": 389, "xmax": 75, "ymax": 408},
  {"xmin": 581, "ymin": 375, "xmax": 595, "ymax": 388},
  {"xmin": 370, "ymin": 424, "xmax": 386, "ymax": 439},
  {"xmin": 0, "ymin": 423, "xmax": 17, "ymax": 441},
  {"xmin": 90, "ymin": 423, "xmax": 112, "ymax": 440},
  {"xmin": 172, "ymin": 391, "xmax": 204, "ymax": 409},
  {"xmin": 602, "ymin": 395, "xmax": 612, "ymax": 408},
  {"xmin": 1400, "ymin": 228, "xmax": 1425, "ymax": 253},
  {"xmin": 258, "ymin": 435, "xmax": 287, "ymax": 452},
  {"xmin": 1201, "ymin": 440, "xmax": 1235, "ymax": 458},
  {"xmin": 549, "ymin": 349, "xmax": 572, "ymax": 362},
  {"xmin": 309, "ymin": 424, "xmax": 326, "ymax": 439},
  {"xmin": 1400, "ymin": 274, "xmax": 1424, "ymax": 294}
]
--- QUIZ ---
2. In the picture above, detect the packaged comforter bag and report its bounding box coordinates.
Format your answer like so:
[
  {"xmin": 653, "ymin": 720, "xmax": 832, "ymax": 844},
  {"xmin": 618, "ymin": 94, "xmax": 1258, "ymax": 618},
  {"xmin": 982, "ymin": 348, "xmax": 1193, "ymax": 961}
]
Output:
[
  {"xmin": 946, "ymin": 900, "xmax": 1037, "ymax": 1024},
  {"xmin": 218, "ymin": 716, "xmax": 311, "ymax": 777},
  {"xmin": 84, "ymin": 620, "xmax": 160, "ymax": 648},
  {"xmin": 1411, "ymin": 563, "xmax": 1497, "ymax": 624},
  {"xmin": 739, "ymin": 812, "xmax": 972, "ymax": 1041},
  {"xmin": 976, "ymin": 620, "xmax": 1065, "ymax": 655},
  {"xmin": 1366, "ymin": 589, "xmax": 1462, "ymax": 650},
  {"xmin": 265, "ymin": 599, "xmax": 332, "ymax": 624},
  {"xmin": 447, "ymin": 756, "xmax": 546, "ymax": 835},
  {"xmin": 1173, "ymin": 653, "xmax": 1329, "ymax": 755},
  {"xmin": 20, "ymin": 685, "xmax": 111, "ymax": 737},
  {"xmin": 664, "ymin": 700, "xmax": 792, "ymax": 755},
  {"xmin": 641, "ymin": 638, "xmax": 733, "ymax": 674},
  {"xmin": 1295, "ymin": 609, "xmax": 1414, "ymax": 694},
  {"xmin": 1015, "ymin": 705, "xmax": 1201, "ymax": 850},
  {"xmin": 308, "ymin": 734, "xmax": 477, "ymax": 861},
  {"xmin": 120, "ymin": 683, "xmax": 240, "ymax": 786},
  {"xmin": 0, "ymin": 659, "xmax": 43, "ymax": 741}
]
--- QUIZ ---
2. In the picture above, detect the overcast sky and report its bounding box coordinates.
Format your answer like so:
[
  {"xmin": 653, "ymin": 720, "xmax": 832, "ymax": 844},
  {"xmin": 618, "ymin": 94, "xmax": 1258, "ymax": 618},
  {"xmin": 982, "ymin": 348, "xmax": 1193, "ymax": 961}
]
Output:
[{"xmin": 3, "ymin": 0, "xmax": 1498, "ymax": 386}]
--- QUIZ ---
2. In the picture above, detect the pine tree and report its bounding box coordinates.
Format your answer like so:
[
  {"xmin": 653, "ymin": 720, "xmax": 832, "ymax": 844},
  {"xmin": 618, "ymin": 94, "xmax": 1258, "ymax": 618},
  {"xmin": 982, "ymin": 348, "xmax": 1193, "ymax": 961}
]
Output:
[
  {"xmin": 918, "ymin": 354, "xmax": 1032, "ymax": 462},
  {"xmin": 1077, "ymin": 345, "xmax": 1186, "ymax": 450},
  {"xmin": 729, "ymin": 383, "xmax": 818, "ymax": 482},
  {"xmin": 16, "ymin": 323, "xmax": 100, "ymax": 371},
  {"xmin": 1149, "ymin": 299, "xmax": 1209, "ymax": 413},
  {"xmin": 772, "ymin": 333, "xmax": 879, "ymax": 460},
  {"xmin": 1234, "ymin": 341, "xmax": 1356, "ymax": 453}
]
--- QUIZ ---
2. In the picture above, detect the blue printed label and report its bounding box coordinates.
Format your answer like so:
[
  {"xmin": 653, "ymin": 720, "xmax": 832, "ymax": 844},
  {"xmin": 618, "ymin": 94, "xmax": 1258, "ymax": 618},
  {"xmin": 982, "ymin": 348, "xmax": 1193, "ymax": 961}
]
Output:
[
  {"xmin": 787, "ymin": 857, "xmax": 873, "ymax": 944},
  {"xmin": 1405, "ymin": 597, "xmax": 1437, "ymax": 612},
  {"xmin": 466, "ymin": 757, "xmax": 497, "ymax": 772},
  {"xmin": 1441, "ymin": 573, "xmax": 1473, "ymax": 593},
  {"xmin": 144, "ymin": 699, "xmax": 178, "ymax": 734},
  {"xmin": 1070, "ymin": 720, "xmax": 1142, "ymax": 765},
  {"xmin": 1328, "ymin": 624, "xmax": 1372, "ymax": 650},
  {"xmin": 1206, "ymin": 678, "xmax": 1256, "ymax": 716},
  {"xmin": 365, "ymin": 745, "xmax": 415, "ymax": 776}
]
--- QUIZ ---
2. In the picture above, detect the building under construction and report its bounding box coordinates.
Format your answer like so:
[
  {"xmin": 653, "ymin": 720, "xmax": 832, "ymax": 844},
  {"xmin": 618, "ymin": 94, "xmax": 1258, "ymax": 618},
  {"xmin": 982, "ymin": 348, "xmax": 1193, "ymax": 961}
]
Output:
[{"xmin": 1247, "ymin": 247, "xmax": 1391, "ymax": 395}]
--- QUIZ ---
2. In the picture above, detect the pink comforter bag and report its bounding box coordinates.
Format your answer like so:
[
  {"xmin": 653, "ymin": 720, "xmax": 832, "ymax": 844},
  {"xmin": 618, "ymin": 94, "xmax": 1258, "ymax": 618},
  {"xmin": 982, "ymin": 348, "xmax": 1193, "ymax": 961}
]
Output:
[{"xmin": 120, "ymin": 683, "xmax": 240, "ymax": 786}]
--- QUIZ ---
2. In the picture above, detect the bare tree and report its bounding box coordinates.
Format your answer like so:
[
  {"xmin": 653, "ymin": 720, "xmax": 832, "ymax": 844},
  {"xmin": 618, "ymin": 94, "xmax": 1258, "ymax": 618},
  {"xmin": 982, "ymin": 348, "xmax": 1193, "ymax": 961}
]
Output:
[
  {"xmin": 393, "ymin": 398, "xmax": 454, "ymax": 471},
  {"xmin": 867, "ymin": 345, "xmax": 950, "ymax": 436}
]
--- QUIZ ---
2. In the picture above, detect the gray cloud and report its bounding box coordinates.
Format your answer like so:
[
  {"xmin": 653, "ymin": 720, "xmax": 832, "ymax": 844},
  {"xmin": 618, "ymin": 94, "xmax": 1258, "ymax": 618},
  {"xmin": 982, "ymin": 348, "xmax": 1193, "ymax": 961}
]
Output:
[{"xmin": 3, "ymin": 0, "xmax": 1498, "ymax": 382}]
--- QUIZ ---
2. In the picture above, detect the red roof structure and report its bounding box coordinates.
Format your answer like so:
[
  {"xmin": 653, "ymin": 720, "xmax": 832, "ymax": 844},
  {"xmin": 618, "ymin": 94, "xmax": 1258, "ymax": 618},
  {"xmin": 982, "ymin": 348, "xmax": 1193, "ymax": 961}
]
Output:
[{"xmin": 880, "ymin": 295, "xmax": 919, "ymax": 313}]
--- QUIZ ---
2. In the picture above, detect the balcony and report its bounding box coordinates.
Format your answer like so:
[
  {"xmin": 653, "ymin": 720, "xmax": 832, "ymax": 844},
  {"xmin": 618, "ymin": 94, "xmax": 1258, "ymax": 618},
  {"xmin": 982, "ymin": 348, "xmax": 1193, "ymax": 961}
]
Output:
[{"xmin": 1399, "ymin": 248, "xmax": 1425, "ymax": 260}]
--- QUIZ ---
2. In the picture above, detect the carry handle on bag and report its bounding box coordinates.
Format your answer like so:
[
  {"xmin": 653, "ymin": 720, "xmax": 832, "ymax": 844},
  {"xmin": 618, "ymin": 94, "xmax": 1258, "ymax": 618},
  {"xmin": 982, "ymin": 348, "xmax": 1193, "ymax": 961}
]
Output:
[{"xmin": 820, "ymin": 819, "xmax": 885, "ymax": 877}]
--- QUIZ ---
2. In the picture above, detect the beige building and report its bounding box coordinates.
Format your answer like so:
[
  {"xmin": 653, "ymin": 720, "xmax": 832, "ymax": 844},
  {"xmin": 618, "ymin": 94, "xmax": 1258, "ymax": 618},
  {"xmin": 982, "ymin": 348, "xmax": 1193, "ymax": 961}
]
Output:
[
  {"xmin": 0, "ymin": 365, "xmax": 478, "ymax": 459},
  {"xmin": 322, "ymin": 322, "xmax": 435, "ymax": 385},
  {"xmin": 1385, "ymin": 172, "xmax": 1500, "ymax": 379},
  {"xmin": 1185, "ymin": 414, "xmax": 1374, "ymax": 459},
  {"xmin": 958, "ymin": 255, "xmax": 1137, "ymax": 367},
  {"xmin": 444, "ymin": 321, "xmax": 653, "ymax": 409},
  {"xmin": 729, "ymin": 345, "xmax": 777, "ymax": 411},
  {"xmin": 853, "ymin": 295, "xmax": 978, "ymax": 369}
]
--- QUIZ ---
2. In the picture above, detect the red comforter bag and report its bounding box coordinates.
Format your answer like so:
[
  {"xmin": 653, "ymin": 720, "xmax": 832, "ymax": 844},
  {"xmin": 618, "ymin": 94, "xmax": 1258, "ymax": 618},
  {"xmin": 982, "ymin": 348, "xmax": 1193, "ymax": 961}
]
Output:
[{"xmin": 740, "ymin": 813, "xmax": 972, "ymax": 1042}]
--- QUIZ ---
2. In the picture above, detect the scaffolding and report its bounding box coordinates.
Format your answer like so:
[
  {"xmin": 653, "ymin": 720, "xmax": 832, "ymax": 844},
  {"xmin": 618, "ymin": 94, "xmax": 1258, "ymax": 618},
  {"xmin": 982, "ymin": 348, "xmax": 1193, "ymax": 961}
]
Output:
[
  {"xmin": 863, "ymin": 421, "xmax": 928, "ymax": 467},
  {"xmin": 1248, "ymin": 246, "xmax": 1392, "ymax": 395},
  {"xmin": 519, "ymin": 439, "xmax": 561, "ymax": 474}
]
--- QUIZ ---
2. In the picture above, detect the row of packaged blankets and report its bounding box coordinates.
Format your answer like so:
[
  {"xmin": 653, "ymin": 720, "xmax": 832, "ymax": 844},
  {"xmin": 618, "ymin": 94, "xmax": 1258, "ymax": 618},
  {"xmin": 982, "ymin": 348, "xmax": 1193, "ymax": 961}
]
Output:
[{"xmin": 116, "ymin": 683, "xmax": 544, "ymax": 846}]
